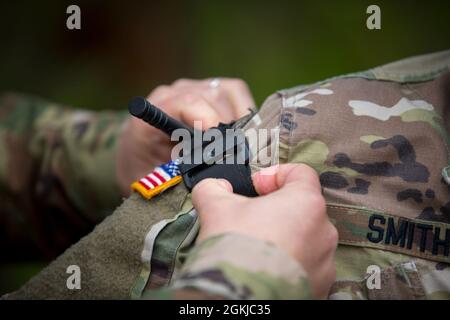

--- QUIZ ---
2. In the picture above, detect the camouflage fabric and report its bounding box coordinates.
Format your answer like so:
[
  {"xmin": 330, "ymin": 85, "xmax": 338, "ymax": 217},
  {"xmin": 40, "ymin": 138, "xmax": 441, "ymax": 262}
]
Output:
[
  {"xmin": 1, "ymin": 95, "xmax": 310, "ymax": 300},
  {"xmin": 3, "ymin": 50, "xmax": 450, "ymax": 300},
  {"xmin": 138, "ymin": 49, "xmax": 450, "ymax": 299},
  {"xmin": 256, "ymin": 49, "xmax": 450, "ymax": 299},
  {"xmin": 3, "ymin": 187, "xmax": 310, "ymax": 300},
  {"xmin": 0, "ymin": 94, "xmax": 126, "ymax": 259},
  {"xmin": 141, "ymin": 234, "xmax": 310, "ymax": 300}
]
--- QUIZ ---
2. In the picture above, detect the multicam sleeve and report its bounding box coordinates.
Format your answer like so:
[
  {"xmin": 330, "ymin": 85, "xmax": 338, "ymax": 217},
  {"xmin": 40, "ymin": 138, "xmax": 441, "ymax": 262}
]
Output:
[
  {"xmin": 0, "ymin": 93, "xmax": 127, "ymax": 253},
  {"xmin": 142, "ymin": 234, "xmax": 312, "ymax": 300}
]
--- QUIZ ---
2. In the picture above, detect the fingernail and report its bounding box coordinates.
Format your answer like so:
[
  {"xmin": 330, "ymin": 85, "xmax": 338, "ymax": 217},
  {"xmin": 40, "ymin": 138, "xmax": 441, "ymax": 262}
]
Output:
[
  {"xmin": 258, "ymin": 165, "xmax": 279, "ymax": 176},
  {"xmin": 216, "ymin": 179, "xmax": 232, "ymax": 191}
]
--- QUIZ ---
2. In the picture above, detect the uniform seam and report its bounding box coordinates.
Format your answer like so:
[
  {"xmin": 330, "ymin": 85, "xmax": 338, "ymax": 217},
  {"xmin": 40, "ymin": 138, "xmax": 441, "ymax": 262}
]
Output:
[
  {"xmin": 371, "ymin": 65, "xmax": 450, "ymax": 82},
  {"xmin": 403, "ymin": 83, "xmax": 450, "ymax": 162},
  {"xmin": 165, "ymin": 213, "xmax": 198, "ymax": 285},
  {"xmin": 411, "ymin": 258, "xmax": 427, "ymax": 299},
  {"xmin": 336, "ymin": 238, "xmax": 450, "ymax": 263},
  {"xmin": 280, "ymin": 92, "xmax": 296, "ymax": 161}
]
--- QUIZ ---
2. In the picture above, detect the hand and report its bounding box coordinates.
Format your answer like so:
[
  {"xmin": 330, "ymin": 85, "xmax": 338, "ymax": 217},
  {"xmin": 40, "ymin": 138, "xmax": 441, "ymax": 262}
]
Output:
[
  {"xmin": 116, "ymin": 78, "xmax": 255, "ymax": 196},
  {"xmin": 192, "ymin": 164, "xmax": 338, "ymax": 299}
]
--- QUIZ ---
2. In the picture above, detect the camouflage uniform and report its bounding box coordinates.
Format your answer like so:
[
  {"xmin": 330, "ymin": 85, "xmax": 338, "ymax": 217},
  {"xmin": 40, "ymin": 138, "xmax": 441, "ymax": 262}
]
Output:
[
  {"xmin": 0, "ymin": 94, "xmax": 126, "ymax": 259},
  {"xmin": 249, "ymin": 50, "xmax": 450, "ymax": 299},
  {"xmin": 0, "ymin": 94, "xmax": 309, "ymax": 299},
  {"xmin": 2, "ymin": 50, "xmax": 450, "ymax": 299}
]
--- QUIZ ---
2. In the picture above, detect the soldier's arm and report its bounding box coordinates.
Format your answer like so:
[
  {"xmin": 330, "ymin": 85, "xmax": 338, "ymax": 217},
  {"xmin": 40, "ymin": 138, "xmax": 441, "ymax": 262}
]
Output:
[
  {"xmin": 142, "ymin": 233, "xmax": 312, "ymax": 300},
  {"xmin": 143, "ymin": 164, "xmax": 338, "ymax": 300},
  {"xmin": 0, "ymin": 81, "xmax": 254, "ymax": 257},
  {"xmin": 0, "ymin": 93, "xmax": 126, "ymax": 222}
]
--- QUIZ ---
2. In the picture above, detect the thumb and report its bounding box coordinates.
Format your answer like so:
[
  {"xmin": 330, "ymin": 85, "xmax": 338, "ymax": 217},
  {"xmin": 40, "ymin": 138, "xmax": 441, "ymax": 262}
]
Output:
[
  {"xmin": 252, "ymin": 164, "xmax": 321, "ymax": 195},
  {"xmin": 192, "ymin": 178, "xmax": 233, "ymax": 212}
]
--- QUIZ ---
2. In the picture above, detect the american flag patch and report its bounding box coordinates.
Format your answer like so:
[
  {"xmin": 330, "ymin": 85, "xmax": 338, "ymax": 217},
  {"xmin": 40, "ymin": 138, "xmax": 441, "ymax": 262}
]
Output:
[{"xmin": 131, "ymin": 159, "xmax": 182, "ymax": 200}]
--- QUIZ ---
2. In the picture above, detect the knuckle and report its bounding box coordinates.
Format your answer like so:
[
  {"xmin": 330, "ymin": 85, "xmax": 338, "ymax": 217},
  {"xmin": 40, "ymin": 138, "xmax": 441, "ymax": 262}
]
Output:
[
  {"xmin": 193, "ymin": 178, "xmax": 214, "ymax": 193},
  {"xmin": 193, "ymin": 184, "xmax": 214, "ymax": 210},
  {"xmin": 300, "ymin": 193, "xmax": 326, "ymax": 223},
  {"xmin": 307, "ymin": 193, "xmax": 326, "ymax": 212},
  {"xmin": 148, "ymin": 85, "xmax": 170, "ymax": 98},
  {"xmin": 208, "ymin": 86, "xmax": 223, "ymax": 100},
  {"xmin": 172, "ymin": 78, "xmax": 191, "ymax": 87},
  {"xmin": 327, "ymin": 224, "xmax": 339, "ymax": 247},
  {"xmin": 296, "ymin": 163, "xmax": 319, "ymax": 182},
  {"xmin": 182, "ymin": 92, "xmax": 202, "ymax": 105},
  {"xmin": 155, "ymin": 84, "xmax": 170, "ymax": 92},
  {"xmin": 229, "ymin": 78, "xmax": 248, "ymax": 90}
]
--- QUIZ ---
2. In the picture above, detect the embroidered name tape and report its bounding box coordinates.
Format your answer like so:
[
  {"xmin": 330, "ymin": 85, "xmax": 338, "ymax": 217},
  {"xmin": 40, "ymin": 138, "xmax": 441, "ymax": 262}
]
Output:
[
  {"xmin": 327, "ymin": 204, "xmax": 450, "ymax": 263},
  {"xmin": 132, "ymin": 159, "xmax": 182, "ymax": 200}
]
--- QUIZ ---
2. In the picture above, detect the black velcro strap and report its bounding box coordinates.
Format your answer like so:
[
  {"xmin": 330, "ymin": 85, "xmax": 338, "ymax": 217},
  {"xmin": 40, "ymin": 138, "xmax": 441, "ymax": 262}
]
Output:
[{"xmin": 182, "ymin": 163, "xmax": 258, "ymax": 197}]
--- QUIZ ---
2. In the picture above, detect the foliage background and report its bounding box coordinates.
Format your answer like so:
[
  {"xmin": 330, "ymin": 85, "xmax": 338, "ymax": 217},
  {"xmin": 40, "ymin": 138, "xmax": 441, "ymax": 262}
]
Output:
[{"xmin": 0, "ymin": 0, "xmax": 449, "ymax": 294}]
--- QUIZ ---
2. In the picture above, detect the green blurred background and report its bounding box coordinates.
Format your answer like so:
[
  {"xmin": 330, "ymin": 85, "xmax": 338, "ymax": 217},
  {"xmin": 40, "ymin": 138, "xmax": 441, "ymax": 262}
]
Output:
[{"xmin": 0, "ymin": 0, "xmax": 449, "ymax": 295}]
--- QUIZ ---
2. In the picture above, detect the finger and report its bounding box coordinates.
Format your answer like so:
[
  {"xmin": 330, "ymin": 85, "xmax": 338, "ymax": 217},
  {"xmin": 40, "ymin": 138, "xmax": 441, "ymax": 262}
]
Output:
[
  {"xmin": 252, "ymin": 164, "xmax": 321, "ymax": 195},
  {"xmin": 219, "ymin": 78, "xmax": 256, "ymax": 118},
  {"xmin": 180, "ymin": 98, "xmax": 221, "ymax": 130},
  {"xmin": 168, "ymin": 78, "xmax": 254, "ymax": 120},
  {"xmin": 171, "ymin": 78, "xmax": 201, "ymax": 88},
  {"xmin": 147, "ymin": 85, "xmax": 172, "ymax": 104},
  {"xmin": 161, "ymin": 93, "xmax": 222, "ymax": 130},
  {"xmin": 178, "ymin": 79, "xmax": 244, "ymax": 121},
  {"xmin": 200, "ymin": 89, "xmax": 236, "ymax": 122},
  {"xmin": 192, "ymin": 178, "xmax": 233, "ymax": 214},
  {"xmin": 173, "ymin": 79, "xmax": 236, "ymax": 121}
]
